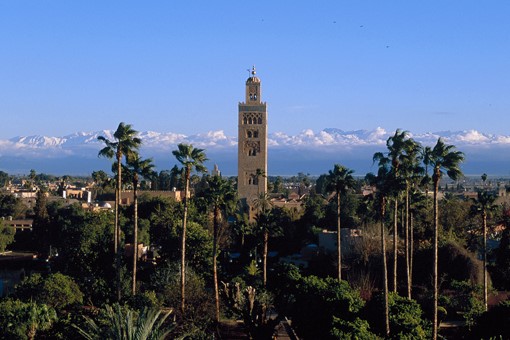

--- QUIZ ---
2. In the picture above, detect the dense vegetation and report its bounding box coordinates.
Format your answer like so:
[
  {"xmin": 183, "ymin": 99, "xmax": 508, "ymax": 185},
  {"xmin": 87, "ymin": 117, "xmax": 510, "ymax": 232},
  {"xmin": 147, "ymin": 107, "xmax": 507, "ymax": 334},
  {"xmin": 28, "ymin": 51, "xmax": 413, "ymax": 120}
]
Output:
[{"xmin": 0, "ymin": 124, "xmax": 509, "ymax": 339}]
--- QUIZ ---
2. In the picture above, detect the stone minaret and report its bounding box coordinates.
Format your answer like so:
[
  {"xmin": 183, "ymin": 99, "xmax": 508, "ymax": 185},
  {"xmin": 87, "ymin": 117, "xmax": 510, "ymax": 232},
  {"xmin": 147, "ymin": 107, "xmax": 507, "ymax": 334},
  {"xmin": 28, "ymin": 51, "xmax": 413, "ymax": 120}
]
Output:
[{"xmin": 238, "ymin": 66, "xmax": 267, "ymax": 216}]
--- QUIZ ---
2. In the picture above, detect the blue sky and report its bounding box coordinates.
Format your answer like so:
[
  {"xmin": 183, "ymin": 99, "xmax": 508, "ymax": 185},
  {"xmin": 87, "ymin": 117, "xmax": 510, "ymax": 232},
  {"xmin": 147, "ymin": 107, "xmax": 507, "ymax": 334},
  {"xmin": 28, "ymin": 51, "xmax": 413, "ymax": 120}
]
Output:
[{"xmin": 1, "ymin": 1, "xmax": 509, "ymax": 139}]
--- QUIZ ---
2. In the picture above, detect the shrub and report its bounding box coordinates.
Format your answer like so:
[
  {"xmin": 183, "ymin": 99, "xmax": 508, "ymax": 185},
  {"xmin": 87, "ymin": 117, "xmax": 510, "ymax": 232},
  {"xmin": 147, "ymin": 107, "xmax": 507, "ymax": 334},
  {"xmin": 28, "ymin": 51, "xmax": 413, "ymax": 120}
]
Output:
[{"xmin": 0, "ymin": 299, "xmax": 57, "ymax": 340}]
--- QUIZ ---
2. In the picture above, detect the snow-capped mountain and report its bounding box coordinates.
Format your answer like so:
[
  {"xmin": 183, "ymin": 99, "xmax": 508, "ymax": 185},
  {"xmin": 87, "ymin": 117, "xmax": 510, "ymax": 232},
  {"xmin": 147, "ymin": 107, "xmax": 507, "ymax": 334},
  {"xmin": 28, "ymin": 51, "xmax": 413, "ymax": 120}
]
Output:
[
  {"xmin": 2, "ymin": 128, "xmax": 510, "ymax": 175},
  {"xmin": 6, "ymin": 128, "xmax": 510, "ymax": 151}
]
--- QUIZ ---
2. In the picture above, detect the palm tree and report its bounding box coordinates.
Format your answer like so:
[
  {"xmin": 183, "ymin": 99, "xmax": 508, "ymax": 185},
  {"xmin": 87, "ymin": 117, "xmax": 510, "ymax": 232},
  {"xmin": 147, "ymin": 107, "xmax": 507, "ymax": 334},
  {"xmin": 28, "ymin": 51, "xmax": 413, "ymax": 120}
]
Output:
[
  {"xmin": 172, "ymin": 143, "xmax": 207, "ymax": 314},
  {"xmin": 74, "ymin": 304, "xmax": 173, "ymax": 340},
  {"xmin": 401, "ymin": 139, "xmax": 423, "ymax": 298},
  {"xmin": 253, "ymin": 192, "xmax": 273, "ymax": 286},
  {"xmin": 366, "ymin": 166, "xmax": 392, "ymax": 336},
  {"xmin": 325, "ymin": 164, "xmax": 355, "ymax": 281},
  {"xmin": 421, "ymin": 146, "xmax": 433, "ymax": 208},
  {"xmin": 98, "ymin": 122, "xmax": 141, "ymax": 301},
  {"xmin": 408, "ymin": 189, "xmax": 426, "ymax": 297},
  {"xmin": 125, "ymin": 155, "xmax": 156, "ymax": 296},
  {"xmin": 27, "ymin": 302, "xmax": 58, "ymax": 340},
  {"xmin": 203, "ymin": 175, "xmax": 236, "ymax": 322},
  {"xmin": 373, "ymin": 129, "xmax": 414, "ymax": 292},
  {"xmin": 255, "ymin": 168, "xmax": 266, "ymax": 194},
  {"xmin": 232, "ymin": 204, "xmax": 250, "ymax": 247},
  {"xmin": 429, "ymin": 138, "xmax": 464, "ymax": 340},
  {"xmin": 471, "ymin": 189, "xmax": 497, "ymax": 311}
]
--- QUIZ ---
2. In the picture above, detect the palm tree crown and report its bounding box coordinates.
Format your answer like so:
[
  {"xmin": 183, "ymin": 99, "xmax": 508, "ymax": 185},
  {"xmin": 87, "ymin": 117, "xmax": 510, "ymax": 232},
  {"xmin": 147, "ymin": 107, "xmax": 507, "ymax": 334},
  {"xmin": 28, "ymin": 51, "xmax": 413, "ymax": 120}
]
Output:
[
  {"xmin": 98, "ymin": 122, "xmax": 142, "ymax": 162},
  {"xmin": 172, "ymin": 144, "xmax": 208, "ymax": 177},
  {"xmin": 429, "ymin": 138, "xmax": 464, "ymax": 184}
]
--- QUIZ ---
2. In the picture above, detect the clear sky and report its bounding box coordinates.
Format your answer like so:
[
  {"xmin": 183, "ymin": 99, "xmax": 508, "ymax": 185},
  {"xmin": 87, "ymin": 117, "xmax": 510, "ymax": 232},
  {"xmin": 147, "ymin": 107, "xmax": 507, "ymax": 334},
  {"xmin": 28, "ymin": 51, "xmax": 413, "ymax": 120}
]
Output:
[{"xmin": 1, "ymin": 1, "xmax": 509, "ymax": 139}]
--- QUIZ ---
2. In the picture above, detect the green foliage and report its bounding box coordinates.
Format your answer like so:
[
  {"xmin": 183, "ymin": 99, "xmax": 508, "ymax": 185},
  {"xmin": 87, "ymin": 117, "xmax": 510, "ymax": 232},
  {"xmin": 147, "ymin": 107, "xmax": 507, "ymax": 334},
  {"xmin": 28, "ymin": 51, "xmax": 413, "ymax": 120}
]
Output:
[
  {"xmin": 74, "ymin": 303, "xmax": 173, "ymax": 340},
  {"xmin": 13, "ymin": 273, "xmax": 84, "ymax": 310},
  {"xmin": 46, "ymin": 204, "xmax": 115, "ymax": 302},
  {"xmin": 0, "ymin": 193, "xmax": 27, "ymax": 219},
  {"xmin": 125, "ymin": 290, "xmax": 161, "ymax": 311},
  {"xmin": 412, "ymin": 241, "xmax": 484, "ymax": 289},
  {"xmin": 331, "ymin": 316, "xmax": 380, "ymax": 340},
  {"xmin": 221, "ymin": 279, "xmax": 277, "ymax": 339},
  {"xmin": 0, "ymin": 171, "xmax": 9, "ymax": 187},
  {"xmin": 444, "ymin": 280, "xmax": 485, "ymax": 328},
  {"xmin": 437, "ymin": 195, "xmax": 474, "ymax": 244},
  {"xmin": 0, "ymin": 220, "xmax": 15, "ymax": 252},
  {"xmin": 149, "ymin": 264, "xmax": 214, "ymax": 335},
  {"xmin": 387, "ymin": 293, "xmax": 430, "ymax": 339},
  {"xmin": 286, "ymin": 275, "xmax": 365, "ymax": 339},
  {"xmin": 494, "ymin": 228, "xmax": 510, "ymax": 289},
  {"xmin": 0, "ymin": 299, "xmax": 57, "ymax": 340},
  {"xmin": 245, "ymin": 259, "xmax": 260, "ymax": 277},
  {"xmin": 364, "ymin": 292, "xmax": 430, "ymax": 339}
]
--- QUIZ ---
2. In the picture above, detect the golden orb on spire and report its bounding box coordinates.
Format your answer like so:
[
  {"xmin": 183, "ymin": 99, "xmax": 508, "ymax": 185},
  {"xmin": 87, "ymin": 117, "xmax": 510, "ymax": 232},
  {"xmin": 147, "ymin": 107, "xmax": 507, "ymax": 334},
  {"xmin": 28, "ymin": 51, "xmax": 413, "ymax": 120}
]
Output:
[{"xmin": 246, "ymin": 65, "xmax": 260, "ymax": 83}]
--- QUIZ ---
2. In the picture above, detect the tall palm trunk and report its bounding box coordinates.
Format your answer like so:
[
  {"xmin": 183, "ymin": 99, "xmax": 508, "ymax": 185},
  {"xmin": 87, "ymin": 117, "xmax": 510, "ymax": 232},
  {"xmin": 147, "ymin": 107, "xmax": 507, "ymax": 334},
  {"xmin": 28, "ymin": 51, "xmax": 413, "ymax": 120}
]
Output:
[
  {"xmin": 181, "ymin": 168, "xmax": 190, "ymax": 315},
  {"xmin": 337, "ymin": 192, "xmax": 342, "ymax": 281},
  {"xmin": 381, "ymin": 197, "xmax": 390, "ymax": 336},
  {"xmin": 263, "ymin": 230, "xmax": 268, "ymax": 287},
  {"xmin": 393, "ymin": 198, "xmax": 398, "ymax": 293},
  {"xmin": 114, "ymin": 186, "xmax": 119, "ymax": 254},
  {"xmin": 213, "ymin": 206, "xmax": 221, "ymax": 322},
  {"xmin": 483, "ymin": 210, "xmax": 488, "ymax": 311},
  {"xmin": 116, "ymin": 151, "xmax": 122, "ymax": 302},
  {"xmin": 405, "ymin": 189, "xmax": 411, "ymax": 298},
  {"xmin": 410, "ymin": 211, "xmax": 414, "ymax": 298},
  {"xmin": 433, "ymin": 175, "xmax": 440, "ymax": 340},
  {"xmin": 132, "ymin": 176, "xmax": 139, "ymax": 296}
]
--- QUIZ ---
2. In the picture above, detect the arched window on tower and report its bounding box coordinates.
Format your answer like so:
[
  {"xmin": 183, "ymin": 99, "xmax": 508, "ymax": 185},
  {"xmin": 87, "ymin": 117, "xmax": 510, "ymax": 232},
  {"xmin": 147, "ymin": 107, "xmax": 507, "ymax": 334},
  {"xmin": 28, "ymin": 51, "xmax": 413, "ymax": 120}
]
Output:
[
  {"xmin": 258, "ymin": 117, "xmax": 262, "ymax": 124},
  {"xmin": 244, "ymin": 117, "xmax": 247, "ymax": 124},
  {"xmin": 249, "ymin": 117, "xmax": 253, "ymax": 124},
  {"xmin": 254, "ymin": 130, "xmax": 259, "ymax": 138},
  {"xmin": 247, "ymin": 131, "xmax": 252, "ymax": 138}
]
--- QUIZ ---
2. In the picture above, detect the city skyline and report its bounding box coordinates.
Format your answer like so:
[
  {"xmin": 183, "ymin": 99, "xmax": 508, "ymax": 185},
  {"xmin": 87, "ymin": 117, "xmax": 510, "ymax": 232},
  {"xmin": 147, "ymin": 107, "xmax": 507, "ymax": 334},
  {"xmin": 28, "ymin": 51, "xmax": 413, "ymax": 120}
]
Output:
[{"xmin": 1, "ymin": 2, "xmax": 510, "ymax": 139}]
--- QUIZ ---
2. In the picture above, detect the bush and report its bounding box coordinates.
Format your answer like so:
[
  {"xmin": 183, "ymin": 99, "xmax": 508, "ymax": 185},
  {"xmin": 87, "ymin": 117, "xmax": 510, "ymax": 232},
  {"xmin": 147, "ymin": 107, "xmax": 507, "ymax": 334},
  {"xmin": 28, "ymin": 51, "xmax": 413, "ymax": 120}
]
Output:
[
  {"xmin": 289, "ymin": 276, "xmax": 365, "ymax": 339},
  {"xmin": 331, "ymin": 316, "xmax": 380, "ymax": 339},
  {"xmin": 0, "ymin": 299, "xmax": 57, "ymax": 340},
  {"xmin": 364, "ymin": 292, "xmax": 431, "ymax": 339},
  {"xmin": 149, "ymin": 263, "xmax": 215, "ymax": 337},
  {"xmin": 13, "ymin": 273, "xmax": 83, "ymax": 310},
  {"xmin": 388, "ymin": 293, "xmax": 430, "ymax": 339},
  {"xmin": 444, "ymin": 280, "xmax": 484, "ymax": 328}
]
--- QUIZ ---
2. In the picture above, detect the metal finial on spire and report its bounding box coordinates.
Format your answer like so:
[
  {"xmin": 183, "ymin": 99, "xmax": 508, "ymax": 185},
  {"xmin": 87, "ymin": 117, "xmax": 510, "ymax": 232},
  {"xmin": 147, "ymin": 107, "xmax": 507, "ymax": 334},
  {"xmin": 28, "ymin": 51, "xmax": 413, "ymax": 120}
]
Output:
[{"xmin": 251, "ymin": 65, "xmax": 256, "ymax": 76}]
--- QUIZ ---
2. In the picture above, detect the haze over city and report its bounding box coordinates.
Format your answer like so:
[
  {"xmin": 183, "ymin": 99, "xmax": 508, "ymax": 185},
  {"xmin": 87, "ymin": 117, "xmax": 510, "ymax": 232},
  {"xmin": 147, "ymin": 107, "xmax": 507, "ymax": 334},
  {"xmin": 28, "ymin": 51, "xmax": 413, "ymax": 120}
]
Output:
[{"xmin": 1, "ymin": 2, "xmax": 510, "ymax": 175}]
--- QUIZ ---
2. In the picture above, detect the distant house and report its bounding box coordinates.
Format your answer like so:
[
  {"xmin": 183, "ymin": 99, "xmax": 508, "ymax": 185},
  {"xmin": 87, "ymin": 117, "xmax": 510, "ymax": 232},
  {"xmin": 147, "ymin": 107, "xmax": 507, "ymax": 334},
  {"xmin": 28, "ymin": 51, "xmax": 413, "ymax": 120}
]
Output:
[
  {"xmin": 63, "ymin": 188, "xmax": 92, "ymax": 203},
  {"xmin": 270, "ymin": 193, "xmax": 305, "ymax": 213},
  {"xmin": 3, "ymin": 218, "xmax": 33, "ymax": 232}
]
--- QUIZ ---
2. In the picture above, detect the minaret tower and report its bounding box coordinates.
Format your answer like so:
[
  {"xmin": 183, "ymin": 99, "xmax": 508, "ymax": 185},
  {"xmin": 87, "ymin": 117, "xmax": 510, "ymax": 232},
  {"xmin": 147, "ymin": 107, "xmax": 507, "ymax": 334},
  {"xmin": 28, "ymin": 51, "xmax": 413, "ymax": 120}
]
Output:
[{"xmin": 238, "ymin": 66, "xmax": 268, "ymax": 216}]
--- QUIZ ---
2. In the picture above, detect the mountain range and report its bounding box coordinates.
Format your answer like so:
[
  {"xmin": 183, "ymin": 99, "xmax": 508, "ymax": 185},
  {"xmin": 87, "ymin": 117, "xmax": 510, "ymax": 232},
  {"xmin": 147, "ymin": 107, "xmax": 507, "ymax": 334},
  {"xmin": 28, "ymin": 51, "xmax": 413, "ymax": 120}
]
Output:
[{"xmin": 1, "ymin": 128, "xmax": 510, "ymax": 176}]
